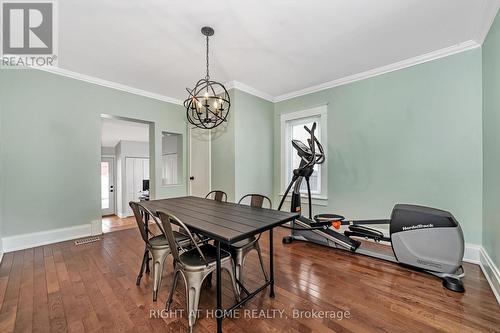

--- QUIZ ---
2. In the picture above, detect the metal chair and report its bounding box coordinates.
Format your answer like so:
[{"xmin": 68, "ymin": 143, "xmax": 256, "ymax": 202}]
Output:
[
  {"xmin": 158, "ymin": 210, "xmax": 240, "ymax": 333},
  {"xmin": 228, "ymin": 194, "xmax": 272, "ymax": 291},
  {"xmin": 130, "ymin": 201, "xmax": 190, "ymax": 301},
  {"xmin": 205, "ymin": 190, "xmax": 227, "ymax": 202}
]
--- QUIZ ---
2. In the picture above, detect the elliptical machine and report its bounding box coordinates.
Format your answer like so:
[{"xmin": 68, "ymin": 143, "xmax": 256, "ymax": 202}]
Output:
[{"xmin": 278, "ymin": 123, "xmax": 466, "ymax": 292}]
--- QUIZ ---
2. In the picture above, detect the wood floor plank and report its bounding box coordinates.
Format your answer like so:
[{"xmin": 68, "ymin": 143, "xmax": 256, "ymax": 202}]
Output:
[
  {"xmin": 1, "ymin": 219, "xmax": 499, "ymax": 333},
  {"xmin": 44, "ymin": 244, "xmax": 68, "ymax": 333},
  {"xmin": 32, "ymin": 247, "xmax": 51, "ymax": 333},
  {"xmin": 0, "ymin": 251, "xmax": 24, "ymax": 333},
  {"xmin": 0, "ymin": 253, "xmax": 14, "ymax": 314},
  {"xmin": 13, "ymin": 249, "xmax": 34, "ymax": 333}
]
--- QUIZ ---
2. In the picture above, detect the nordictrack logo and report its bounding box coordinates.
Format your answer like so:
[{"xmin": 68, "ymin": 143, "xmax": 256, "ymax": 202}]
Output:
[
  {"xmin": 402, "ymin": 223, "xmax": 434, "ymax": 231},
  {"xmin": 1, "ymin": 0, "xmax": 58, "ymax": 68}
]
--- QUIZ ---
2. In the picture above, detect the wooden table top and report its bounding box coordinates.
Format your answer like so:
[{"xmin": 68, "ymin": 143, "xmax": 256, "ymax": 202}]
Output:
[{"xmin": 140, "ymin": 196, "xmax": 299, "ymax": 244}]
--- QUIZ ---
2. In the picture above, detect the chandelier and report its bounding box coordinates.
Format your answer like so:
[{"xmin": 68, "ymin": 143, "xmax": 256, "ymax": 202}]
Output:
[{"xmin": 184, "ymin": 26, "xmax": 230, "ymax": 130}]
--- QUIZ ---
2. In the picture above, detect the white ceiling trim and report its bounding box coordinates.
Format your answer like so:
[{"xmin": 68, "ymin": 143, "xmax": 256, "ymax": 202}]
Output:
[
  {"xmin": 35, "ymin": 39, "xmax": 483, "ymax": 106},
  {"xmin": 475, "ymin": 2, "xmax": 500, "ymax": 44},
  {"xmin": 35, "ymin": 66, "xmax": 183, "ymax": 105},
  {"xmin": 225, "ymin": 80, "xmax": 275, "ymax": 102},
  {"xmin": 274, "ymin": 40, "xmax": 481, "ymax": 102}
]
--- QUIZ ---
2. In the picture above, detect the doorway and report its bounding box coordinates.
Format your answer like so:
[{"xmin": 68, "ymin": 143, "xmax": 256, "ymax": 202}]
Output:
[{"xmin": 100, "ymin": 115, "xmax": 152, "ymax": 233}]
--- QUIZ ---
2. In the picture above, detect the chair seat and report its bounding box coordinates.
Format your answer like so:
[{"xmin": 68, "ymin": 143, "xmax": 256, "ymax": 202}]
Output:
[
  {"xmin": 180, "ymin": 244, "xmax": 231, "ymax": 267},
  {"xmin": 229, "ymin": 236, "xmax": 257, "ymax": 249},
  {"xmin": 149, "ymin": 231, "xmax": 189, "ymax": 248}
]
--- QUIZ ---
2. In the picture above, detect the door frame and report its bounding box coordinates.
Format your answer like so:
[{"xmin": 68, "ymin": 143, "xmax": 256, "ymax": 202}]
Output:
[
  {"xmin": 101, "ymin": 155, "xmax": 116, "ymax": 216},
  {"xmin": 187, "ymin": 125, "xmax": 211, "ymax": 196}
]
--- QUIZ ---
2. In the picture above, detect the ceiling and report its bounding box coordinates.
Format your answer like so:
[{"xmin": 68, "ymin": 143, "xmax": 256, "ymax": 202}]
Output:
[
  {"xmin": 58, "ymin": 0, "xmax": 499, "ymax": 102},
  {"xmin": 101, "ymin": 118, "xmax": 149, "ymax": 147}
]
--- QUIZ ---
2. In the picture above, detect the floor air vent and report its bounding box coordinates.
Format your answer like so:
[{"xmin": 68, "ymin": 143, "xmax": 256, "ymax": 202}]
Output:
[{"xmin": 75, "ymin": 236, "xmax": 100, "ymax": 245}]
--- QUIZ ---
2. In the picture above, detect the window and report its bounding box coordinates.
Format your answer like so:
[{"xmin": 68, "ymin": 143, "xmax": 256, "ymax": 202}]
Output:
[
  {"xmin": 281, "ymin": 106, "xmax": 327, "ymax": 200},
  {"xmin": 162, "ymin": 132, "xmax": 183, "ymax": 185}
]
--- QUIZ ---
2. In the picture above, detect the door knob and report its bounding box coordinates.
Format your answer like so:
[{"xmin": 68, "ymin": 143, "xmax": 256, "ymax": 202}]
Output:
[{"xmin": 189, "ymin": 176, "xmax": 195, "ymax": 180}]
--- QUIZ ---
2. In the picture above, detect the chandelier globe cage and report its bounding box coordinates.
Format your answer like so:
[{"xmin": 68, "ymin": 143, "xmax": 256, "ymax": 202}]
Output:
[{"xmin": 184, "ymin": 26, "xmax": 230, "ymax": 130}]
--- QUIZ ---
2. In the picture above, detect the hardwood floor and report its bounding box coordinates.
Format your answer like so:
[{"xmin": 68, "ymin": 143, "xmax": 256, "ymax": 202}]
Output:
[
  {"xmin": 102, "ymin": 215, "xmax": 136, "ymax": 233},
  {"xmin": 0, "ymin": 226, "xmax": 498, "ymax": 333}
]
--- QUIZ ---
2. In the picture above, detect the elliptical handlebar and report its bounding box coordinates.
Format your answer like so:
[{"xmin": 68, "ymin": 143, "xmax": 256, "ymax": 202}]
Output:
[{"xmin": 304, "ymin": 122, "xmax": 325, "ymax": 166}]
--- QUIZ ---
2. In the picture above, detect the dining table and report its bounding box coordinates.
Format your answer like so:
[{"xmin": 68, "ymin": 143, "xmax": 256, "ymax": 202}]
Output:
[{"xmin": 140, "ymin": 196, "xmax": 299, "ymax": 333}]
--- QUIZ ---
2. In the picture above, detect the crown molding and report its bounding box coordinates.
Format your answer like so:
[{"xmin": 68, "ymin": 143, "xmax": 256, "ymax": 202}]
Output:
[
  {"xmin": 225, "ymin": 80, "xmax": 275, "ymax": 102},
  {"xmin": 475, "ymin": 1, "xmax": 500, "ymax": 44},
  {"xmin": 35, "ymin": 38, "xmax": 482, "ymax": 106},
  {"xmin": 274, "ymin": 40, "xmax": 481, "ymax": 102},
  {"xmin": 35, "ymin": 67, "xmax": 183, "ymax": 105}
]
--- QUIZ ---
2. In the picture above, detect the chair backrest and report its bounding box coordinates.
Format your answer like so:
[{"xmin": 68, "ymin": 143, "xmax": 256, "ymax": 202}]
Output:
[
  {"xmin": 158, "ymin": 210, "xmax": 207, "ymax": 265},
  {"xmin": 238, "ymin": 194, "xmax": 272, "ymax": 209},
  {"xmin": 205, "ymin": 190, "xmax": 227, "ymax": 202},
  {"xmin": 129, "ymin": 201, "xmax": 164, "ymax": 246}
]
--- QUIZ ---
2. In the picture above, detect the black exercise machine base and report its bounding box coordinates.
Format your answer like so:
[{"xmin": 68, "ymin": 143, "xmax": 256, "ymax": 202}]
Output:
[{"xmin": 442, "ymin": 277, "xmax": 465, "ymax": 293}]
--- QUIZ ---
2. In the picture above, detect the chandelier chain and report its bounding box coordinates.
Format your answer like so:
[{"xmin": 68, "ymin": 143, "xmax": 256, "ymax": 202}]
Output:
[{"xmin": 205, "ymin": 35, "xmax": 210, "ymax": 81}]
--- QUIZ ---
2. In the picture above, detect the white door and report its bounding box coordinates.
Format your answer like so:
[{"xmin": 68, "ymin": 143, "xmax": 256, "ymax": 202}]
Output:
[
  {"xmin": 189, "ymin": 127, "xmax": 211, "ymax": 197},
  {"xmin": 101, "ymin": 157, "xmax": 115, "ymax": 215},
  {"xmin": 125, "ymin": 157, "xmax": 149, "ymax": 216}
]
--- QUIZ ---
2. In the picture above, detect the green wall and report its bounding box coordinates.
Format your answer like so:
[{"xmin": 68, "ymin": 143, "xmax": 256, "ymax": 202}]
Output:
[
  {"xmin": 274, "ymin": 49, "xmax": 483, "ymax": 244},
  {"xmin": 234, "ymin": 90, "xmax": 274, "ymax": 201},
  {"xmin": 0, "ymin": 70, "xmax": 187, "ymax": 237},
  {"xmin": 211, "ymin": 89, "xmax": 274, "ymax": 202},
  {"xmin": 0, "ymin": 40, "xmax": 493, "ymax": 251},
  {"xmin": 211, "ymin": 89, "xmax": 237, "ymax": 201},
  {"xmin": 482, "ymin": 11, "xmax": 500, "ymax": 268}
]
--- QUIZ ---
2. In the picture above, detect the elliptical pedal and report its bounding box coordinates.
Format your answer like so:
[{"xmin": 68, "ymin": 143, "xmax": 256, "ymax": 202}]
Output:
[{"xmin": 345, "ymin": 225, "xmax": 390, "ymax": 242}]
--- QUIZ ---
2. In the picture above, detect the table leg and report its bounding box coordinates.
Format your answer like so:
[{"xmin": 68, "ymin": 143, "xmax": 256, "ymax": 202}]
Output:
[
  {"xmin": 269, "ymin": 229, "xmax": 275, "ymax": 298},
  {"xmin": 216, "ymin": 241, "xmax": 223, "ymax": 333},
  {"xmin": 144, "ymin": 212, "xmax": 150, "ymax": 273}
]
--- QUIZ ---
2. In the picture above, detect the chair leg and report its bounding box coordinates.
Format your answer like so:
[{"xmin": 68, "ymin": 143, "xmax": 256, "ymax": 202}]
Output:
[
  {"xmin": 149, "ymin": 247, "xmax": 170, "ymax": 302},
  {"xmin": 205, "ymin": 272, "xmax": 212, "ymax": 288},
  {"xmin": 222, "ymin": 260, "xmax": 241, "ymax": 302},
  {"xmin": 136, "ymin": 249, "xmax": 149, "ymax": 286},
  {"xmin": 185, "ymin": 271, "xmax": 205, "ymax": 332},
  {"xmin": 234, "ymin": 250, "xmax": 244, "ymax": 293},
  {"xmin": 255, "ymin": 241, "xmax": 269, "ymax": 282},
  {"xmin": 145, "ymin": 246, "xmax": 151, "ymax": 274},
  {"xmin": 166, "ymin": 268, "xmax": 180, "ymax": 311}
]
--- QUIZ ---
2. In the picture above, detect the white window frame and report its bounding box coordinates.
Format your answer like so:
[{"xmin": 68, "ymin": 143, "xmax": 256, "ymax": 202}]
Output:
[{"xmin": 280, "ymin": 105, "xmax": 328, "ymax": 205}]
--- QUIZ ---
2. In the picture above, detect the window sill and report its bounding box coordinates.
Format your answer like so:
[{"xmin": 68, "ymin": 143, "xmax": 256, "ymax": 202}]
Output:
[{"xmin": 278, "ymin": 193, "xmax": 328, "ymax": 207}]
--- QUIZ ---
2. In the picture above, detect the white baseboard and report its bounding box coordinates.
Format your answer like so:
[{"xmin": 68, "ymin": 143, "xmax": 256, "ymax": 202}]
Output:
[
  {"xmin": 479, "ymin": 247, "xmax": 500, "ymax": 305},
  {"xmin": 2, "ymin": 223, "xmax": 94, "ymax": 253},
  {"xmin": 463, "ymin": 243, "xmax": 500, "ymax": 305},
  {"xmin": 90, "ymin": 219, "xmax": 103, "ymax": 236},
  {"xmin": 117, "ymin": 212, "xmax": 132, "ymax": 218},
  {"xmin": 463, "ymin": 243, "xmax": 482, "ymax": 264}
]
